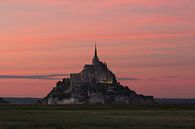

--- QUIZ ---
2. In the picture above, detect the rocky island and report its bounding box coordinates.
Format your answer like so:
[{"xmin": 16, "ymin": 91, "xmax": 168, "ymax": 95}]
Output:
[{"xmin": 42, "ymin": 45, "xmax": 154, "ymax": 104}]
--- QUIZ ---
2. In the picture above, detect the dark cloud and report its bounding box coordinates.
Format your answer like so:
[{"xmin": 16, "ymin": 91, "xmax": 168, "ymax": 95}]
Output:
[
  {"xmin": 148, "ymin": 79, "xmax": 172, "ymax": 82},
  {"xmin": 117, "ymin": 78, "xmax": 139, "ymax": 81},
  {"xmin": 0, "ymin": 74, "xmax": 69, "ymax": 80},
  {"xmin": 148, "ymin": 75, "xmax": 179, "ymax": 82},
  {"xmin": 0, "ymin": 74, "xmax": 138, "ymax": 81}
]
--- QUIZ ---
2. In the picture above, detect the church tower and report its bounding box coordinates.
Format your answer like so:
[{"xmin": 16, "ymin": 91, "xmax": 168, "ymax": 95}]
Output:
[{"xmin": 92, "ymin": 44, "xmax": 100, "ymax": 65}]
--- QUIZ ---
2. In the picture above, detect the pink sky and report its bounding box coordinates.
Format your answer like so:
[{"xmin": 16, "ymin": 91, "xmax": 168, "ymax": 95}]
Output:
[{"xmin": 0, "ymin": 0, "xmax": 195, "ymax": 98}]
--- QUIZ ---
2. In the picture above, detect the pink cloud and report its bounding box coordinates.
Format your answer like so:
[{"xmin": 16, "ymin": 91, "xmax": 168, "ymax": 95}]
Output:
[{"xmin": 0, "ymin": 0, "xmax": 195, "ymax": 98}]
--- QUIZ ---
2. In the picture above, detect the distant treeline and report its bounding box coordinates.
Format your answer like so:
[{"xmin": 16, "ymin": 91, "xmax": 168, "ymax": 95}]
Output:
[
  {"xmin": 2, "ymin": 97, "xmax": 195, "ymax": 105},
  {"xmin": 3, "ymin": 97, "xmax": 41, "ymax": 104},
  {"xmin": 155, "ymin": 98, "xmax": 195, "ymax": 105}
]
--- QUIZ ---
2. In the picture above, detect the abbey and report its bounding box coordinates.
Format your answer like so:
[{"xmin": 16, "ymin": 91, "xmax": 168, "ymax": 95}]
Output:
[
  {"xmin": 42, "ymin": 45, "xmax": 154, "ymax": 104},
  {"xmin": 72, "ymin": 45, "xmax": 117, "ymax": 87}
]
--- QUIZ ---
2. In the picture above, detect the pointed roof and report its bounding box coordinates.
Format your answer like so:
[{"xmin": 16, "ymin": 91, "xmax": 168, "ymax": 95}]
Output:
[
  {"xmin": 93, "ymin": 43, "xmax": 100, "ymax": 65},
  {"xmin": 94, "ymin": 43, "xmax": 98, "ymax": 57}
]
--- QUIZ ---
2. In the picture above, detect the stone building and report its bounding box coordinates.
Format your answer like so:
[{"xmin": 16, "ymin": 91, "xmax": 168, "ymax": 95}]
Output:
[{"xmin": 42, "ymin": 45, "xmax": 154, "ymax": 104}]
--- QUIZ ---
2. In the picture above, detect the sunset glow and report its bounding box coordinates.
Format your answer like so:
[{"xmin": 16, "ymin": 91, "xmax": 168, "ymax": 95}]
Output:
[{"xmin": 0, "ymin": 0, "xmax": 195, "ymax": 98}]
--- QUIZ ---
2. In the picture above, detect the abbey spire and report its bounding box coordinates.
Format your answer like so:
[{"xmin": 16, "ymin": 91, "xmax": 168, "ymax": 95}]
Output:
[{"xmin": 92, "ymin": 44, "xmax": 100, "ymax": 65}]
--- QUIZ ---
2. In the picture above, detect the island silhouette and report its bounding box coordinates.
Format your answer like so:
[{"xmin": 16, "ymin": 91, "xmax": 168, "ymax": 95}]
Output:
[{"xmin": 42, "ymin": 45, "xmax": 154, "ymax": 104}]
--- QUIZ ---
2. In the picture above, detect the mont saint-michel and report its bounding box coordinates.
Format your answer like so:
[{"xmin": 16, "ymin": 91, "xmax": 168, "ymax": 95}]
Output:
[{"xmin": 42, "ymin": 45, "xmax": 154, "ymax": 104}]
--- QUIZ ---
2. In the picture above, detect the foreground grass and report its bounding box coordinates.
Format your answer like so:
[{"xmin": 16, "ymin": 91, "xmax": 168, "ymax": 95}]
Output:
[{"xmin": 0, "ymin": 105, "xmax": 195, "ymax": 129}]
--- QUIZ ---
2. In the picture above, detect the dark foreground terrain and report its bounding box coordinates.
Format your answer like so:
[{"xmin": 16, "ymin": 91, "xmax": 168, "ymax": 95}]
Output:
[{"xmin": 0, "ymin": 105, "xmax": 195, "ymax": 129}]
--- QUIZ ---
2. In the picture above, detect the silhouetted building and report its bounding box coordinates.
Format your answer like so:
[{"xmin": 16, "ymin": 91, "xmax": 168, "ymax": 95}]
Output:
[{"xmin": 42, "ymin": 45, "xmax": 154, "ymax": 104}]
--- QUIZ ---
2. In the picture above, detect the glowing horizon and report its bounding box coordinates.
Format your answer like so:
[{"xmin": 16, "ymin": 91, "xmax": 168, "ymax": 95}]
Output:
[{"xmin": 0, "ymin": 0, "xmax": 195, "ymax": 98}]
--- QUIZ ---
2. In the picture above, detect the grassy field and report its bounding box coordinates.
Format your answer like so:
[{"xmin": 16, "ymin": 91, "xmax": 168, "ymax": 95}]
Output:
[{"xmin": 0, "ymin": 105, "xmax": 195, "ymax": 129}]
